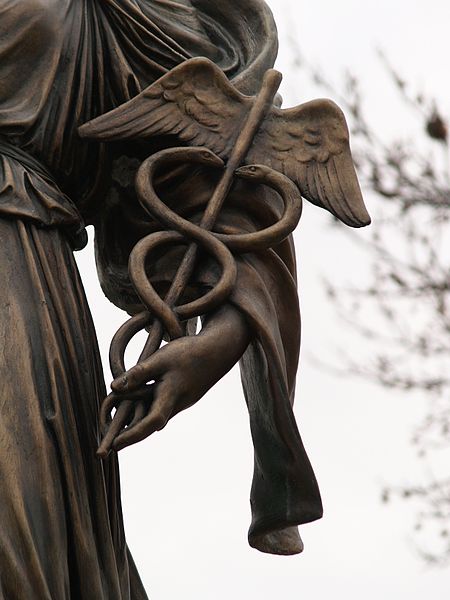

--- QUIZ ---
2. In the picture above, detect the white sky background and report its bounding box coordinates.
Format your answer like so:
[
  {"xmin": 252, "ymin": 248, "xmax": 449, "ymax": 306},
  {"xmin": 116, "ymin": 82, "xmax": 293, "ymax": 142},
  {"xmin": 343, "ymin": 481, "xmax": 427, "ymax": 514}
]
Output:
[{"xmin": 75, "ymin": 1, "xmax": 450, "ymax": 598}]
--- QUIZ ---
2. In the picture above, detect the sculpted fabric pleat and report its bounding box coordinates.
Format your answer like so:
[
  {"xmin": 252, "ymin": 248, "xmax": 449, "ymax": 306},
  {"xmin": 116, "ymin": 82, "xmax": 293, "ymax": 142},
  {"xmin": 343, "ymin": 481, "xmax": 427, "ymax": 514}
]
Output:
[
  {"xmin": 0, "ymin": 0, "xmax": 320, "ymax": 595},
  {"xmin": 0, "ymin": 220, "xmax": 143, "ymax": 598}
]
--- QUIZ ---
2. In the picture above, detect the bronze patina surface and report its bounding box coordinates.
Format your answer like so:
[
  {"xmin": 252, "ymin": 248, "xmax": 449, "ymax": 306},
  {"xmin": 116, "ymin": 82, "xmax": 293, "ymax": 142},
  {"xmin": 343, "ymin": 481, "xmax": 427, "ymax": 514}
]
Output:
[{"xmin": 0, "ymin": 1, "xmax": 369, "ymax": 597}]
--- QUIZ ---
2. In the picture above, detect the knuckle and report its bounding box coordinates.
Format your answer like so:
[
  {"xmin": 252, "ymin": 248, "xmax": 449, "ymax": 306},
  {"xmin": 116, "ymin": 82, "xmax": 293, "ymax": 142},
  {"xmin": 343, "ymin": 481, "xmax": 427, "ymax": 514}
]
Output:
[{"xmin": 152, "ymin": 410, "xmax": 169, "ymax": 430}]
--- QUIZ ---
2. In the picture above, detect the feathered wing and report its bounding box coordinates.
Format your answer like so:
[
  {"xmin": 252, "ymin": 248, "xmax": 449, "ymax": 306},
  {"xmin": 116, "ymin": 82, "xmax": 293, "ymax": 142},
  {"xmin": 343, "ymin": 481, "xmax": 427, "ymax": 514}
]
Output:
[
  {"xmin": 247, "ymin": 99, "xmax": 371, "ymax": 228},
  {"xmin": 78, "ymin": 57, "xmax": 251, "ymax": 159}
]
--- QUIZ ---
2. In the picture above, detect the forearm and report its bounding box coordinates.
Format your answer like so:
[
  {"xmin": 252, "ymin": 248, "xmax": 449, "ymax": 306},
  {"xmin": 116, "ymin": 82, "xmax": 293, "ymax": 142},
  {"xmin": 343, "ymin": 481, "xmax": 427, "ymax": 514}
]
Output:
[{"xmin": 199, "ymin": 303, "xmax": 252, "ymax": 381}]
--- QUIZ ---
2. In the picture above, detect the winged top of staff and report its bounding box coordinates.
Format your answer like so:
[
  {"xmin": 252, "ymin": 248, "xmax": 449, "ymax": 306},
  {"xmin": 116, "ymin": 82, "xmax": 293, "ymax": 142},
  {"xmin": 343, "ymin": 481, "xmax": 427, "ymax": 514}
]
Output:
[{"xmin": 79, "ymin": 57, "xmax": 370, "ymax": 228}]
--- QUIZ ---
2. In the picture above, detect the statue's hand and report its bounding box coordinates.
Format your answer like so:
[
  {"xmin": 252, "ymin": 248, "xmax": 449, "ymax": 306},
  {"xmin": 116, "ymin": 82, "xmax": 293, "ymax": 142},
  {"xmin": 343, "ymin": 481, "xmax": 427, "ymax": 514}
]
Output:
[
  {"xmin": 107, "ymin": 333, "xmax": 217, "ymax": 452},
  {"xmin": 97, "ymin": 304, "xmax": 251, "ymax": 456}
]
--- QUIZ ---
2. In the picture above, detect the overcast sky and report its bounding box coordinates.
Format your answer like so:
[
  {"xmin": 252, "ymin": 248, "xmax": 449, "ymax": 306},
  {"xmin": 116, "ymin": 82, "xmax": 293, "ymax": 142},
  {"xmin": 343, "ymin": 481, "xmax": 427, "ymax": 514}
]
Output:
[{"xmin": 76, "ymin": 1, "xmax": 450, "ymax": 598}]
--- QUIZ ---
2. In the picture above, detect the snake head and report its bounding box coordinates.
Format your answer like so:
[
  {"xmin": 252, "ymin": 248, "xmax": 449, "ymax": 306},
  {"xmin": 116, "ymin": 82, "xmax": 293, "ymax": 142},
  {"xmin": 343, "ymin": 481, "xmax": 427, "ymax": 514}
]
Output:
[
  {"xmin": 235, "ymin": 164, "xmax": 273, "ymax": 181},
  {"xmin": 191, "ymin": 147, "xmax": 224, "ymax": 169},
  {"xmin": 155, "ymin": 146, "xmax": 224, "ymax": 170}
]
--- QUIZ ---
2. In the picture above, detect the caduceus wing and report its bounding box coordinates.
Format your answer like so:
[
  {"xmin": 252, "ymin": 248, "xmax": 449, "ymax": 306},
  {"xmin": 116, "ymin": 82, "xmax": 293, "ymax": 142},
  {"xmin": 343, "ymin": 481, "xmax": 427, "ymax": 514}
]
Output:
[
  {"xmin": 78, "ymin": 57, "xmax": 251, "ymax": 159},
  {"xmin": 247, "ymin": 99, "xmax": 370, "ymax": 228}
]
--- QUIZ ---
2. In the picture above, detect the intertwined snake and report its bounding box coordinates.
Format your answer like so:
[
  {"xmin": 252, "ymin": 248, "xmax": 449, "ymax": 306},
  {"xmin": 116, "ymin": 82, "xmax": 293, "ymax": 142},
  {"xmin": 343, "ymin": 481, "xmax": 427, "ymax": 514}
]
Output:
[{"xmin": 98, "ymin": 145, "xmax": 303, "ymax": 449}]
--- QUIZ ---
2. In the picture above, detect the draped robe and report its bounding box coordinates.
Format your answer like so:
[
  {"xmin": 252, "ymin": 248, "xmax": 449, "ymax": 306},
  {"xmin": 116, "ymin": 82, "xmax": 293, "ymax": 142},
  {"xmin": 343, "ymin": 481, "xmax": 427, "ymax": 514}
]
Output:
[{"xmin": 0, "ymin": 1, "xmax": 322, "ymax": 597}]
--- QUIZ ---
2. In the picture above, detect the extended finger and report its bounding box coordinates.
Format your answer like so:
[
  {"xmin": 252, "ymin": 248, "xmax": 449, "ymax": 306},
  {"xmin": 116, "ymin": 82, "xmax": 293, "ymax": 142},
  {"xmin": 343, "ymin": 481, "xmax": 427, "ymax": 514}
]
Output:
[
  {"xmin": 128, "ymin": 398, "xmax": 149, "ymax": 429},
  {"xmin": 98, "ymin": 401, "xmax": 133, "ymax": 459},
  {"xmin": 112, "ymin": 385, "xmax": 173, "ymax": 451},
  {"xmin": 99, "ymin": 388, "xmax": 146, "ymax": 430},
  {"xmin": 98, "ymin": 388, "xmax": 151, "ymax": 458}
]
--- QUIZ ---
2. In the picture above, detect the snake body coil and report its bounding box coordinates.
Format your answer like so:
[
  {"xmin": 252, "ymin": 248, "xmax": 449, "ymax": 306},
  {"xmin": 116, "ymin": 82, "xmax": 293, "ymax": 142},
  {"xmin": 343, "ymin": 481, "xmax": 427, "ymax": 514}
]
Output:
[{"xmin": 109, "ymin": 146, "xmax": 303, "ymax": 382}]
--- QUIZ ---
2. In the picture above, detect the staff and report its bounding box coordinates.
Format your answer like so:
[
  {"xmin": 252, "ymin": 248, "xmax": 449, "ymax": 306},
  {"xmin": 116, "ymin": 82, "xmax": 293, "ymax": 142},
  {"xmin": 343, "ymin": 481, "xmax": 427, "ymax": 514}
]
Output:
[{"xmin": 79, "ymin": 57, "xmax": 370, "ymax": 456}]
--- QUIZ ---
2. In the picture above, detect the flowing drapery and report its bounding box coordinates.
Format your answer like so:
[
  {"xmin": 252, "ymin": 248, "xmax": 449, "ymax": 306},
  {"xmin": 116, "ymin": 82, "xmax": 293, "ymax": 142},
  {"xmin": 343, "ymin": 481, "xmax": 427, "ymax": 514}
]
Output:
[{"xmin": 0, "ymin": 1, "xmax": 321, "ymax": 596}]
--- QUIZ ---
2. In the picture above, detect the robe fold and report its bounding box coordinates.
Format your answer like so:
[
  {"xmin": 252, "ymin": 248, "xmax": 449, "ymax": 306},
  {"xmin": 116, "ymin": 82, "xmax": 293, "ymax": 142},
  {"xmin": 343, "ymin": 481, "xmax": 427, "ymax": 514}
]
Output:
[{"xmin": 0, "ymin": 0, "xmax": 322, "ymax": 597}]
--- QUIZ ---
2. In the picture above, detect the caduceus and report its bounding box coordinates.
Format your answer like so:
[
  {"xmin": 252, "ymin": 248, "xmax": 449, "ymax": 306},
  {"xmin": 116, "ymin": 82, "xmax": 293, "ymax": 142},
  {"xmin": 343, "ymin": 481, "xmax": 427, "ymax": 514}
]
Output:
[{"xmin": 79, "ymin": 57, "xmax": 370, "ymax": 457}]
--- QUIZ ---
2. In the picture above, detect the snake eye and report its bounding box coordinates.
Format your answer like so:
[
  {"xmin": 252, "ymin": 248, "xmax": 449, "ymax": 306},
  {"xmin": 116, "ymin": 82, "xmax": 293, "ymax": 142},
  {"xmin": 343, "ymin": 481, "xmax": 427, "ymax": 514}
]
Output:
[
  {"xmin": 249, "ymin": 166, "xmax": 257, "ymax": 172},
  {"xmin": 202, "ymin": 150, "xmax": 212, "ymax": 159}
]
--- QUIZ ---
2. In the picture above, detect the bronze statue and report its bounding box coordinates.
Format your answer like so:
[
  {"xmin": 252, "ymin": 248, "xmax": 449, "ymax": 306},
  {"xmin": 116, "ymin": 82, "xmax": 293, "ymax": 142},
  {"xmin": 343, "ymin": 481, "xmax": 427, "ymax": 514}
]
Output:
[{"xmin": 0, "ymin": 1, "xmax": 370, "ymax": 598}]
